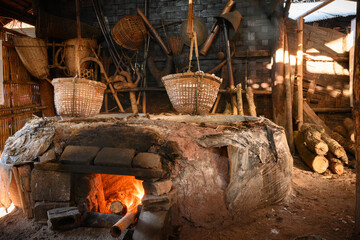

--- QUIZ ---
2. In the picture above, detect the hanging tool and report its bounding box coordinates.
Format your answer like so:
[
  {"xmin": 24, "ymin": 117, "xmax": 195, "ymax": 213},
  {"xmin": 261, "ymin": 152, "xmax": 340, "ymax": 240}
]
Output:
[
  {"xmin": 137, "ymin": 7, "xmax": 171, "ymax": 55},
  {"xmin": 200, "ymin": 0, "xmax": 235, "ymax": 56},
  {"xmin": 222, "ymin": 19, "xmax": 237, "ymax": 115}
]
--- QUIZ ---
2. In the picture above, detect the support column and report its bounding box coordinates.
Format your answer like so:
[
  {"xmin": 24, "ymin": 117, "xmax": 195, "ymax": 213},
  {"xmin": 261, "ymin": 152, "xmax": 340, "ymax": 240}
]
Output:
[
  {"xmin": 297, "ymin": 17, "xmax": 304, "ymax": 129},
  {"xmin": 354, "ymin": 0, "xmax": 360, "ymax": 234}
]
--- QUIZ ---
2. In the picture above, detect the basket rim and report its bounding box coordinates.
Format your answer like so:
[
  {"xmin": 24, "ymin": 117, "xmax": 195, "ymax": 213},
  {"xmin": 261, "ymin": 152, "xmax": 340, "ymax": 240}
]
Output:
[
  {"xmin": 52, "ymin": 77, "xmax": 107, "ymax": 89},
  {"xmin": 161, "ymin": 72, "xmax": 222, "ymax": 84},
  {"xmin": 64, "ymin": 38, "xmax": 98, "ymax": 47},
  {"xmin": 13, "ymin": 36, "xmax": 46, "ymax": 46}
]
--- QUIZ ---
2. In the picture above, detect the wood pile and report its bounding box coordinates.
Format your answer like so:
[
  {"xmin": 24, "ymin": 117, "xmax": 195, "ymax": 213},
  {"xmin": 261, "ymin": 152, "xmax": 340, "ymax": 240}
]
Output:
[
  {"xmin": 294, "ymin": 123, "xmax": 350, "ymax": 175},
  {"xmin": 331, "ymin": 118, "xmax": 356, "ymax": 166}
]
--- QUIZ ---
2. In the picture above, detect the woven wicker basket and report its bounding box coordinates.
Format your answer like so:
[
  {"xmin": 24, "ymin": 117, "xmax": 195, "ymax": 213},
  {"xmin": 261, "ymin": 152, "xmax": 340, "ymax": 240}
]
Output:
[
  {"xmin": 52, "ymin": 78, "xmax": 106, "ymax": 117},
  {"xmin": 161, "ymin": 72, "xmax": 222, "ymax": 114},
  {"xmin": 13, "ymin": 36, "xmax": 49, "ymax": 79},
  {"xmin": 64, "ymin": 38, "xmax": 98, "ymax": 76},
  {"xmin": 111, "ymin": 15, "xmax": 147, "ymax": 50}
]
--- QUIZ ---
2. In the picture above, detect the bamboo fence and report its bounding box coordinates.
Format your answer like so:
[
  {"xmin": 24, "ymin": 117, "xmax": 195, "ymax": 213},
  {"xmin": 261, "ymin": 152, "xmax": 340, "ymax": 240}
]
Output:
[{"xmin": 0, "ymin": 41, "xmax": 41, "ymax": 151}]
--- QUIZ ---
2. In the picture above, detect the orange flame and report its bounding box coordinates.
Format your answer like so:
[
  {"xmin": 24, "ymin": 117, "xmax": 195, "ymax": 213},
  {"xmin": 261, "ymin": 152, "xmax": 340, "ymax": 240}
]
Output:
[
  {"xmin": 102, "ymin": 175, "xmax": 145, "ymax": 214},
  {"xmin": 121, "ymin": 178, "xmax": 145, "ymax": 212},
  {"xmin": 0, "ymin": 203, "xmax": 15, "ymax": 218}
]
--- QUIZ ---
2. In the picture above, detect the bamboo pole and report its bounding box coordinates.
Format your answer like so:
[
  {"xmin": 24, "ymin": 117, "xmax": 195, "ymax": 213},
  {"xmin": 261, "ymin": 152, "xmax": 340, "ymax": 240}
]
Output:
[
  {"xmin": 110, "ymin": 209, "xmax": 137, "ymax": 237},
  {"xmin": 297, "ymin": 17, "xmax": 304, "ymax": 129},
  {"xmin": 211, "ymin": 93, "xmax": 221, "ymax": 114},
  {"xmin": 75, "ymin": 0, "xmax": 81, "ymax": 77}
]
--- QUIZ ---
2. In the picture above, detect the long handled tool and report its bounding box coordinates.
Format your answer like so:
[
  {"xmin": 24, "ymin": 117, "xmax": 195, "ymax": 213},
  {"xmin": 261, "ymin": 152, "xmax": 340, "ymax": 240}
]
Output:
[{"xmin": 222, "ymin": 19, "xmax": 237, "ymax": 115}]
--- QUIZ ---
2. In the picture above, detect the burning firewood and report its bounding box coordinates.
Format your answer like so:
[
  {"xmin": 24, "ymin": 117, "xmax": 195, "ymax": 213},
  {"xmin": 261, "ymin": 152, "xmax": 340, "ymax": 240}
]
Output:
[
  {"xmin": 110, "ymin": 201, "xmax": 127, "ymax": 215},
  {"xmin": 294, "ymin": 131, "xmax": 329, "ymax": 173}
]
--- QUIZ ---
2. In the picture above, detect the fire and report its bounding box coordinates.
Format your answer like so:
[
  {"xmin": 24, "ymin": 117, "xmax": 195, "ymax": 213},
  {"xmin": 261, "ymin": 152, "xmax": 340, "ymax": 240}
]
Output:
[
  {"xmin": 102, "ymin": 175, "xmax": 145, "ymax": 214},
  {"xmin": 0, "ymin": 203, "xmax": 15, "ymax": 218},
  {"xmin": 121, "ymin": 178, "xmax": 145, "ymax": 212}
]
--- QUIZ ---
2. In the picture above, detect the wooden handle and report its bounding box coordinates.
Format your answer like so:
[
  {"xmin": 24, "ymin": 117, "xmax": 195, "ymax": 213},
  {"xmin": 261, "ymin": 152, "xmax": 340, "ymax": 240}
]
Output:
[
  {"xmin": 200, "ymin": 0, "xmax": 235, "ymax": 56},
  {"xmin": 137, "ymin": 8, "xmax": 171, "ymax": 55},
  {"xmin": 187, "ymin": 0, "xmax": 194, "ymax": 39}
]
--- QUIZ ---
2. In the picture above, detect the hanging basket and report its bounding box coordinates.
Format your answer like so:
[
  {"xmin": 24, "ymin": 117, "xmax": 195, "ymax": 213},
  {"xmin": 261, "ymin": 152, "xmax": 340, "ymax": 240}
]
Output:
[
  {"xmin": 13, "ymin": 36, "xmax": 49, "ymax": 79},
  {"xmin": 161, "ymin": 72, "xmax": 222, "ymax": 114},
  {"xmin": 111, "ymin": 15, "xmax": 147, "ymax": 50},
  {"xmin": 52, "ymin": 78, "xmax": 106, "ymax": 117},
  {"xmin": 64, "ymin": 38, "xmax": 98, "ymax": 76}
]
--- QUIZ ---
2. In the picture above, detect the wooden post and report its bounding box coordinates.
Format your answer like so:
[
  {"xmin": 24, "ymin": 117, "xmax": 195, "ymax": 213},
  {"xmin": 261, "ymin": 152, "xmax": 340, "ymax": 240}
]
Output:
[
  {"xmin": 246, "ymin": 86, "xmax": 256, "ymax": 117},
  {"xmin": 284, "ymin": 27, "xmax": 294, "ymax": 152},
  {"xmin": 354, "ymin": 0, "xmax": 360, "ymax": 234},
  {"xmin": 297, "ymin": 17, "xmax": 304, "ymax": 129},
  {"xmin": 75, "ymin": 0, "xmax": 81, "ymax": 77},
  {"xmin": 236, "ymin": 84, "xmax": 244, "ymax": 115},
  {"xmin": 39, "ymin": 79, "xmax": 55, "ymax": 117},
  {"xmin": 272, "ymin": 11, "xmax": 286, "ymax": 128}
]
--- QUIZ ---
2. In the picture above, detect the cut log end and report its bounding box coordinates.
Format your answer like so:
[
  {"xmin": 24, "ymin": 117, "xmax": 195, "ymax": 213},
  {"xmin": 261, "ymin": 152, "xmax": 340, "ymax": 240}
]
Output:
[
  {"xmin": 110, "ymin": 201, "xmax": 125, "ymax": 214},
  {"xmin": 329, "ymin": 162, "xmax": 344, "ymax": 175},
  {"xmin": 313, "ymin": 141, "xmax": 329, "ymax": 156},
  {"xmin": 312, "ymin": 156, "xmax": 329, "ymax": 174},
  {"xmin": 294, "ymin": 131, "xmax": 329, "ymax": 174}
]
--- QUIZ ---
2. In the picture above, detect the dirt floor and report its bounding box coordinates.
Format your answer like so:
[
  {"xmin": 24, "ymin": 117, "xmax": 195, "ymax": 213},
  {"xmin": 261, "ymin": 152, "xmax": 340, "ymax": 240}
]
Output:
[{"xmin": 0, "ymin": 156, "xmax": 356, "ymax": 240}]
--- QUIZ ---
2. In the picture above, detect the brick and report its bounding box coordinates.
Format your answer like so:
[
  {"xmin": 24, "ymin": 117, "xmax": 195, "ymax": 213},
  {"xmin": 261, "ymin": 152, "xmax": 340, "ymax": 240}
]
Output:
[
  {"xmin": 143, "ymin": 180, "xmax": 172, "ymax": 196},
  {"xmin": 94, "ymin": 147, "xmax": 135, "ymax": 167},
  {"xmin": 47, "ymin": 207, "xmax": 81, "ymax": 230},
  {"xmin": 34, "ymin": 201, "xmax": 70, "ymax": 221},
  {"xmin": 142, "ymin": 190, "xmax": 176, "ymax": 206},
  {"xmin": 39, "ymin": 149, "xmax": 56, "ymax": 163},
  {"xmin": 132, "ymin": 153, "xmax": 162, "ymax": 169},
  {"xmin": 132, "ymin": 210, "xmax": 170, "ymax": 240},
  {"xmin": 143, "ymin": 202, "xmax": 172, "ymax": 212},
  {"xmin": 60, "ymin": 145, "xmax": 100, "ymax": 165},
  {"xmin": 31, "ymin": 169, "xmax": 71, "ymax": 201}
]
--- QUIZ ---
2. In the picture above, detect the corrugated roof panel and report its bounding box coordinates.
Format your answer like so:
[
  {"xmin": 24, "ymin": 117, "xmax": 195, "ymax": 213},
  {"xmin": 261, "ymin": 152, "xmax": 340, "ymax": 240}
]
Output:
[{"xmin": 289, "ymin": 0, "xmax": 357, "ymax": 22}]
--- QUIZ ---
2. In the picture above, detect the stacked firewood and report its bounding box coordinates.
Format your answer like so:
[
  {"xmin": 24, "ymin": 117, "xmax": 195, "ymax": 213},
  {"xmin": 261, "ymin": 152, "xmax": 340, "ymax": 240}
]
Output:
[
  {"xmin": 332, "ymin": 118, "xmax": 355, "ymax": 156},
  {"xmin": 294, "ymin": 123, "xmax": 350, "ymax": 175}
]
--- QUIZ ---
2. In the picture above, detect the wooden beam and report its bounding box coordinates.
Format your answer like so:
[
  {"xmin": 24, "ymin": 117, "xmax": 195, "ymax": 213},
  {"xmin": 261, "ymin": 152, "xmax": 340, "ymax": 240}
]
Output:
[
  {"xmin": 234, "ymin": 50, "xmax": 270, "ymax": 58},
  {"xmin": 283, "ymin": 0, "xmax": 292, "ymax": 18},
  {"xmin": 0, "ymin": 4, "xmax": 36, "ymax": 25},
  {"xmin": 296, "ymin": 0, "xmax": 335, "ymax": 19},
  {"xmin": 312, "ymin": 107, "xmax": 352, "ymax": 113},
  {"xmin": 0, "ymin": 26, "xmax": 27, "ymax": 37},
  {"xmin": 104, "ymin": 87, "xmax": 272, "ymax": 95},
  {"xmin": 354, "ymin": 0, "xmax": 360, "ymax": 234},
  {"xmin": 34, "ymin": 163, "xmax": 165, "ymax": 178}
]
